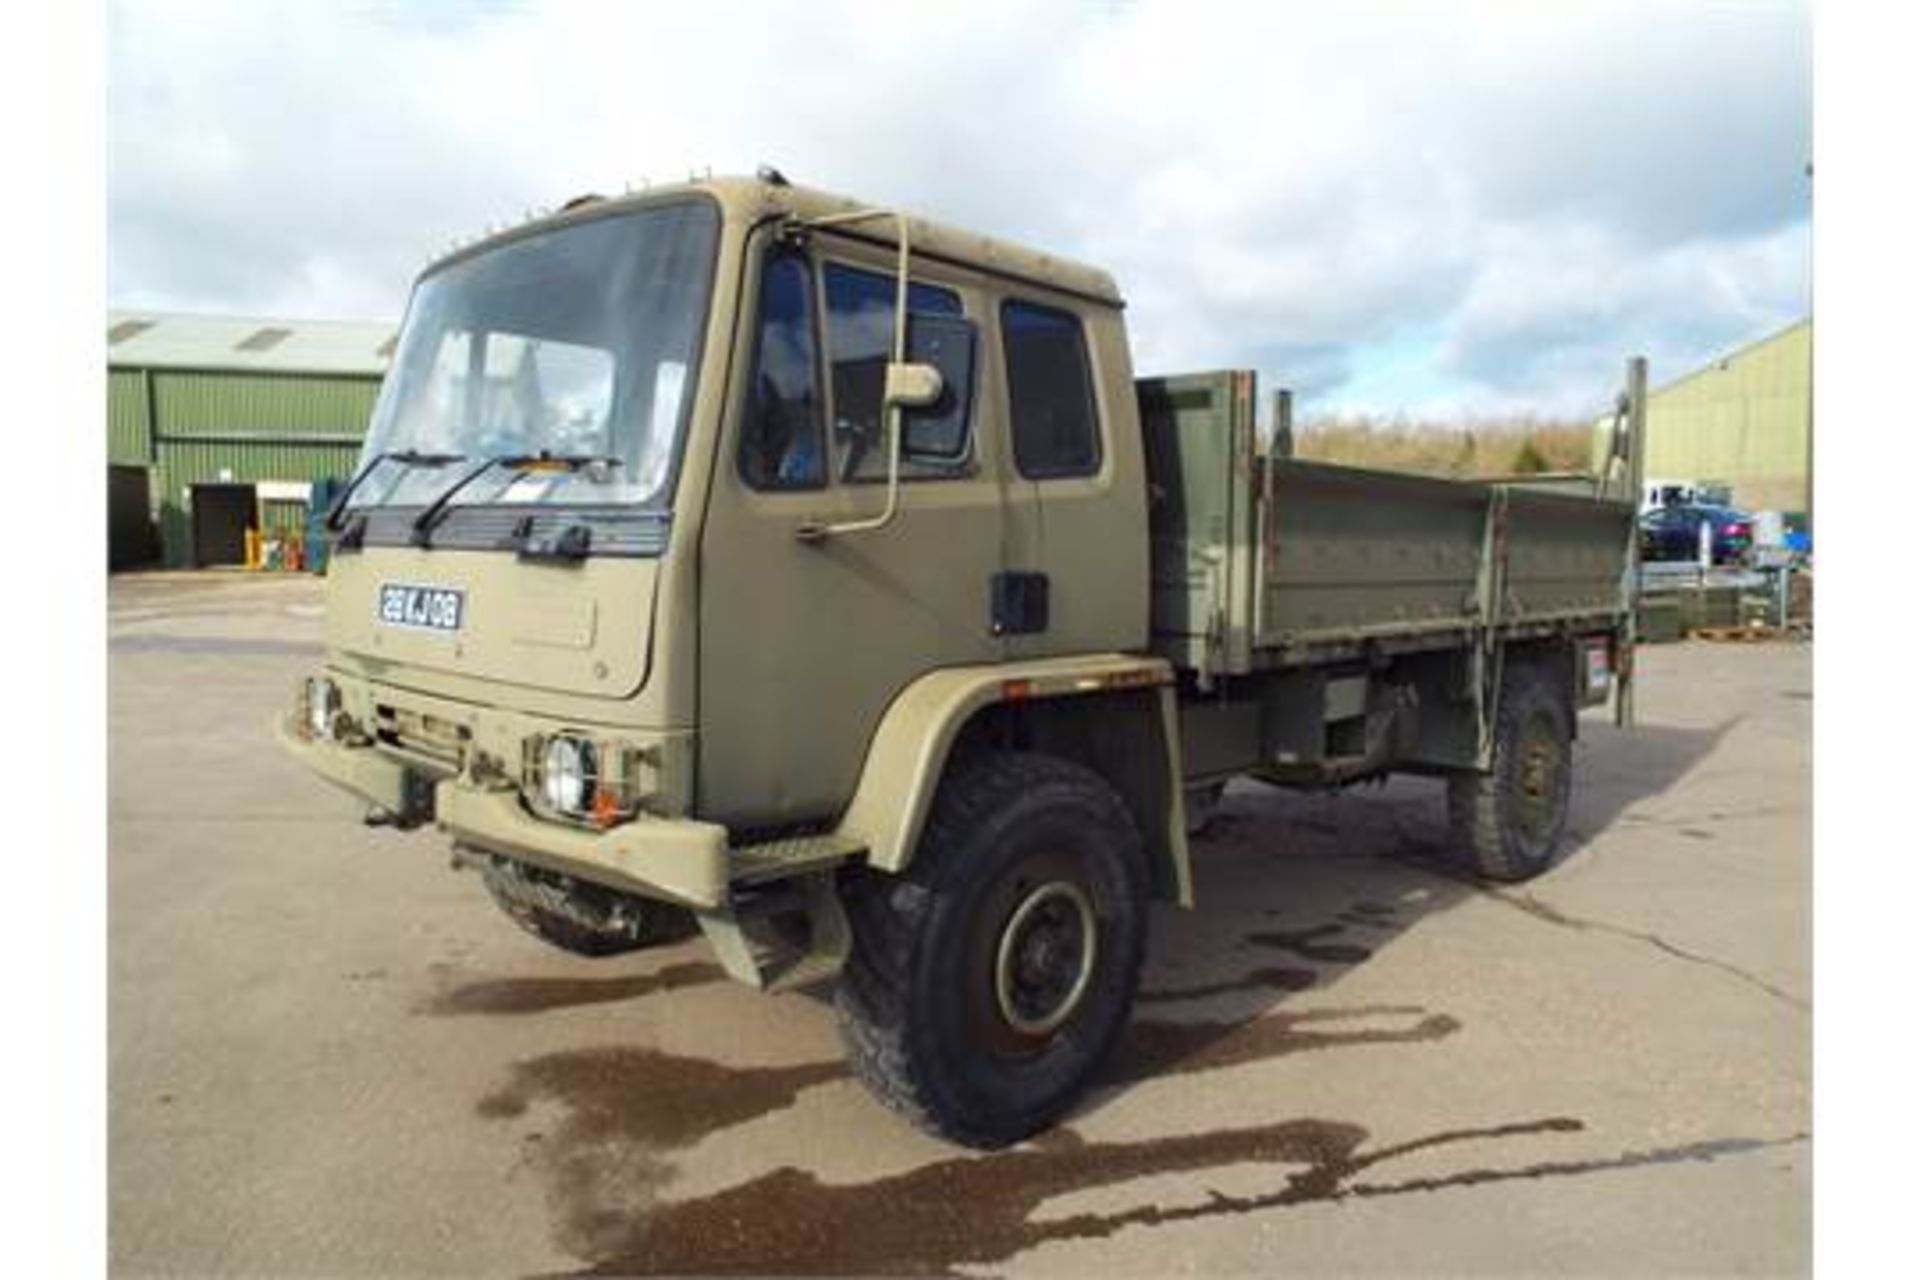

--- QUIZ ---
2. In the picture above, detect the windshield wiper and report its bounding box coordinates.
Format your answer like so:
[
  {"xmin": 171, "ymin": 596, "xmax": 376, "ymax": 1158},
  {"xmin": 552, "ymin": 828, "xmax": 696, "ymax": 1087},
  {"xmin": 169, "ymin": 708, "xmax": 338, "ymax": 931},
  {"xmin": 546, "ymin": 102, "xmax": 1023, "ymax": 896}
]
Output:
[
  {"xmin": 324, "ymin": 449, "xmax": 465, "ymax": 531},
  {"xmin": 410, "ymin": 451, "xmax": 622, "ymax": 548}
]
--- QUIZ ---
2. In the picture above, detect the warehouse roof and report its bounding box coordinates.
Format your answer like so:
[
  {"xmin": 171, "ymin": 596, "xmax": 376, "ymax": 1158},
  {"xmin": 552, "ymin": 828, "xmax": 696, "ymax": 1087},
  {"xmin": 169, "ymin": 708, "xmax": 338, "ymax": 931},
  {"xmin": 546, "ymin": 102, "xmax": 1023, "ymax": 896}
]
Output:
[
  {"xmin": 1647, "ymin": 315, "xmax": 1811, "ymax": 400},
  {"xmin": 107, "ymin": 309, "xmax": 397, "ymax": 376}
]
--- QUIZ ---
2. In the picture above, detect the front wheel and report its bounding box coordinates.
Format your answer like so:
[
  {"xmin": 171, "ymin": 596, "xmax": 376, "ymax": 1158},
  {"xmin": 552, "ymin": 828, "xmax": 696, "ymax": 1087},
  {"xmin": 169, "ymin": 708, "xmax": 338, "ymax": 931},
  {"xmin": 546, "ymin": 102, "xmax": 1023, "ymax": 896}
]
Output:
[{"xmin": 835, "ymin": 752, "xmax": 1148, "ymax": 1149}]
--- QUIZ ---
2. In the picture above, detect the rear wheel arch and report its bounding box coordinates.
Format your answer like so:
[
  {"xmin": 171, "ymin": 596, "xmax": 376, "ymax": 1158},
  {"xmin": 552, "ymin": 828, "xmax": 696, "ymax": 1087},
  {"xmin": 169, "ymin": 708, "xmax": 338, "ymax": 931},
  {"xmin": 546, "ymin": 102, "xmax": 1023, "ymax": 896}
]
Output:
[{"xmin": 1500, "ymin": 636, "xmax": 1582, "ymax": 740}]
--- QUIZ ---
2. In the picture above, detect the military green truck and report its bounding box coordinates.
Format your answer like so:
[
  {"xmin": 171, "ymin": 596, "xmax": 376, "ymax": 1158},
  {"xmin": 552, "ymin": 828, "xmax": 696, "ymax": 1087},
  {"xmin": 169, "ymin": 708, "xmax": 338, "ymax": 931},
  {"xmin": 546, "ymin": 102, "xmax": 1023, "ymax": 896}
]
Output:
[{"xmin": 279, "ymin": 174, "xmax": 1645, "ymax": 1148}]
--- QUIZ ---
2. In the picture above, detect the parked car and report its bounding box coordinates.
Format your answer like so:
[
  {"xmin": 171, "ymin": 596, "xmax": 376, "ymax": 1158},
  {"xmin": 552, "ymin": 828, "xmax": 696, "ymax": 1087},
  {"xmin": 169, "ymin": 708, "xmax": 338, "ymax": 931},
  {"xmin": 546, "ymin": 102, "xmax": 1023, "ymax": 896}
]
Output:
[{"xmin": 1638, "ymin": 503, "xmax": 1754, "ymax": 565}]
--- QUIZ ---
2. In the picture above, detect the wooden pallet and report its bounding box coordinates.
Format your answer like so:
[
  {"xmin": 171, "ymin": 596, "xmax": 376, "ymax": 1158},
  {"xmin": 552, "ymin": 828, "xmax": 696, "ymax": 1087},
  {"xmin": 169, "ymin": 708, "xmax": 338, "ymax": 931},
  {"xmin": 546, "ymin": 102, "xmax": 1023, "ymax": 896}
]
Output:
[{"xmin": 1691, "ymin": 624, "xmax": 1786, "ymax": 642}]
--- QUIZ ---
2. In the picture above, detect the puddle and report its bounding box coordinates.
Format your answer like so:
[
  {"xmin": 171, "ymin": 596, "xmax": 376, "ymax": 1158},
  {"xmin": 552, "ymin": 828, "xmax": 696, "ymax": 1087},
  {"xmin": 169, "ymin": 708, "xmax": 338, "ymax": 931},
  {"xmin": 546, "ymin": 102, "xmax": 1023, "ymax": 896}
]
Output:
[
  {"xmin": 517, "ymin": 1111, "xmax": 1622, "ymax": 1276},
  {"xmin": 1245, "ymin": 923, "xmax": 1376, "ymax": 965},
  {"xmin": 420, "ymin": 961, "xmax": 725, "ymax": 1017},
  {"xmin": 1110, "ymin": 1005, "xmax": 1460, "ymax": 1084},
  {"xmin": 472, "ymin": 895, "xmax": 1510, "ymax": 1273},
  {"xmin": 1137, "ymin": 965, "xmax": 1316, "ymax": 1004},
  {"xmin": 479, "ymin": 1045, "xmax": 844, "ymax": 1266}
]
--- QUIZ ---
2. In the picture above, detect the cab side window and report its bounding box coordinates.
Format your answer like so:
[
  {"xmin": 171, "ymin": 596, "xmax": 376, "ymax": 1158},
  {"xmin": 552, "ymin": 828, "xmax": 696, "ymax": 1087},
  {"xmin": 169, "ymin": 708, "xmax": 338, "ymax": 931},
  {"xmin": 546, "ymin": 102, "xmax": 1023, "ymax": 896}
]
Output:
[
  {"xmin": 823, "ymin": 261, "xmax": 967, "ymax": 482},
  {"xmin": 739, "ymin": 250, "xmax": 824, "ymax": 491},
  {"xmin": 1002, "ymin": 298, "xmax": 1101, "ymax": 479}
]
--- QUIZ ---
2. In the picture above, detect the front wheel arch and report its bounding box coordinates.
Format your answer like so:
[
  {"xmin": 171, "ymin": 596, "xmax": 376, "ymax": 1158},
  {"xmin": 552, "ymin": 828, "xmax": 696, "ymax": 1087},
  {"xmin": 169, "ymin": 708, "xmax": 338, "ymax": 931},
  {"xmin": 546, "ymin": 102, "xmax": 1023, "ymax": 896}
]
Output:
[{"xmin": 833, "ymin": 662, "xmax": 1191, "ymax": 907}]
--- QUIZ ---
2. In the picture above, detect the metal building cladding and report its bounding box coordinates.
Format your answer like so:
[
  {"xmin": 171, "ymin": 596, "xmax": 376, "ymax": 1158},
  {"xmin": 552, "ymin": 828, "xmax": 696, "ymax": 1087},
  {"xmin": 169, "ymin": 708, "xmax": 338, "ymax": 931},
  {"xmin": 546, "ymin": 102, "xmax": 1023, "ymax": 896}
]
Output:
[
  {"xmin": 1635, "ymin": 317, "xmax": 1812, "ymax": 518},
  {"xmin": 107, "ymin": 310, "xmax": 394, "ymax": 568}
]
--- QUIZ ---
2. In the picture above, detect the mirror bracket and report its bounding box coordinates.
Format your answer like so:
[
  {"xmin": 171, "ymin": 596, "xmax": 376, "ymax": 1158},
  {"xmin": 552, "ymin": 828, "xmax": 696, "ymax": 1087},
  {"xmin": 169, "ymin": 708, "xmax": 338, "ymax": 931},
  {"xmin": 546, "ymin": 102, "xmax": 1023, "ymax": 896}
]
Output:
[{"xmin": 789, "ymin": 206, "xmax": 915, "ymax": 541}]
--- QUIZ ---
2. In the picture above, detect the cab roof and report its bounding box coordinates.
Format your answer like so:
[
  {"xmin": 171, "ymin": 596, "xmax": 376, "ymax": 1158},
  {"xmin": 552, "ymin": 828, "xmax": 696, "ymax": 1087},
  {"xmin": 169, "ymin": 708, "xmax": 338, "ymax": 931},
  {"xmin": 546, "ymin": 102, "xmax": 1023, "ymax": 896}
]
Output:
[{"xmin": 426, "ymin": 173, "xmax": 1125, "ymax": 309}]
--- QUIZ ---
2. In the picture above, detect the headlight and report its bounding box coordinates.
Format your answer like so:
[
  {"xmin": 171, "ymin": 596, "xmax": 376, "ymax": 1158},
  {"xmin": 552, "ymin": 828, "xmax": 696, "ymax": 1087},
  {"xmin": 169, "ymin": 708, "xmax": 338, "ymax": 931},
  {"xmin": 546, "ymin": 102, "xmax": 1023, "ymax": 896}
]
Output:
[
  {"xmin": 306, "ymin": 677, "xmax": 339, "ymax": 740},
  {"xmin": 540, "ymin": 736, "xmax": 595, "ymax": 814}
]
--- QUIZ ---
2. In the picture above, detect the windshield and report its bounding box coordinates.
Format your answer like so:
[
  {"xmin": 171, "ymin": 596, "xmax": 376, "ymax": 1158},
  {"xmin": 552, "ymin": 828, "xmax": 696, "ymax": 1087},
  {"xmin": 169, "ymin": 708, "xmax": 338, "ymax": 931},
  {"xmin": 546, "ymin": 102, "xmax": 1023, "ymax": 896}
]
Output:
[{"xmin": 351, "ymin": 199, "xmax": 719, "ymax": 511}]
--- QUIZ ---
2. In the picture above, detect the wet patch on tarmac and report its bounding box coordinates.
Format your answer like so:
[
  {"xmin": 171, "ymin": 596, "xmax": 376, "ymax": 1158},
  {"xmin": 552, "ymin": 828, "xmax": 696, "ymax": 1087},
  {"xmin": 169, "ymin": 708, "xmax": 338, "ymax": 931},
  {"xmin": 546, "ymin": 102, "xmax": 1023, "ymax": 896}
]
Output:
[
  {"xmin": 419, "ymin": 961, "xmax": 726, "ymax": 1017},
  {"xmin": 1335, "ymin": 899, "xmax": 1404, "ymax": 929},
  {"xmin": 1344, "ymin": 1130, "xmax": 1807, "ymax": 1200},
  {"xmin": 514, "ymin": 1099, "xmax": 1800, "ymax": 1278},
  {"xmin": 1140, "ymin": 898, "xmax": 1405, "ymax": 1004},
  {"xmin": 1136, "ymin": 965, "xmax": 1316, "ymax": 1004},
  {"xmin": 1110, "ymin": 1005, "xmax": 1462, "ymax": 1084},
  {"xmin": 479, "ymin": 1045, "xmax": 844, "ymax": 1152},
  {"xmin": 1246, "ymin": 922, "xmax": 1377, "ymax": 965},
  {"xmin": 506, "ymin": 1083, "xmax": 1804, "ymax": 1280},
  {"xmin": 471, "ymin": 881, "xmax": 1806, "ymax": 1276},
  {"xmin": 553, "ymin": 1115, "xmax": 1507, "ymax": 1275},
  {"xmin": 477, "ymin": 896, "xmax": 1482, "ymax": 1275},
  {"xmin": 478, "ymin": 1045, "xmax": 846, "ymax": 1265}
]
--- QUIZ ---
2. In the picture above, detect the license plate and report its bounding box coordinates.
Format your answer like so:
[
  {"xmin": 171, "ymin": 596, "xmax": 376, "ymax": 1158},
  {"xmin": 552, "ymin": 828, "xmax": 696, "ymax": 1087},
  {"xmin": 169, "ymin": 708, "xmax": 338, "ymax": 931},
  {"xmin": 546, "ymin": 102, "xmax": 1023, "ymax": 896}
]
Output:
[{"xmin": 377, "ymin": 583, "xmax": 465, "ymax": 632}]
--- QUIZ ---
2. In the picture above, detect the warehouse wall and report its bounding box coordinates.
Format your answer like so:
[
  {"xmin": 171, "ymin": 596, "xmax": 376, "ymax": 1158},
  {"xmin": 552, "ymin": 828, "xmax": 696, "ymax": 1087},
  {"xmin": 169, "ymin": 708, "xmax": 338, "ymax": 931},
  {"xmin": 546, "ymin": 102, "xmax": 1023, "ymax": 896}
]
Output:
[
  {"xmin": 1640, "ymin": 320, "xmax": 1811, "ymax": 515},
  {"xmin": 154, "ymin": 439, "xmax": 366, "ymax": 566},
  {"xmin": 108, "ymin": 368, "xmax": 153, "ymax": 465},
  {"xmin": 149, "ymin": 371, "xmax": 381, "ymax": 438},
  {"xmin": 107, "ymin": 366, "xmax": 379, "ymax": 566}
]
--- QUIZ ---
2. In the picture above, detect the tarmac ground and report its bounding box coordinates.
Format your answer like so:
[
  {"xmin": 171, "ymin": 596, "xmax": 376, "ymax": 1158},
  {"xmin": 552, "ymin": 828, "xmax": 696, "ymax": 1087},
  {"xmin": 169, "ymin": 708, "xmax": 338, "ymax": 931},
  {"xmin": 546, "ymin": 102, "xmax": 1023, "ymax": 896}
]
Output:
[{"xmin": 109, "ymin": 571, "xmax": 1811, "ymax": 1276}]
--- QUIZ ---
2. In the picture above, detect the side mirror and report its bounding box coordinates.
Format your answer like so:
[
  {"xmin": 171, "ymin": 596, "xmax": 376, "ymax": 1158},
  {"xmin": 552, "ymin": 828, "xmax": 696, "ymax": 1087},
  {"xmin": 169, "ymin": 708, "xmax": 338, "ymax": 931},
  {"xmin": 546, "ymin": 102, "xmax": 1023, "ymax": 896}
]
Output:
[
  {"xmin": 899, "ymin": 313, "xmax": 977, "ymax": 464},
  {"xmin": 883, "ymin": 361, "xmax": 945, "ymax": 410}
]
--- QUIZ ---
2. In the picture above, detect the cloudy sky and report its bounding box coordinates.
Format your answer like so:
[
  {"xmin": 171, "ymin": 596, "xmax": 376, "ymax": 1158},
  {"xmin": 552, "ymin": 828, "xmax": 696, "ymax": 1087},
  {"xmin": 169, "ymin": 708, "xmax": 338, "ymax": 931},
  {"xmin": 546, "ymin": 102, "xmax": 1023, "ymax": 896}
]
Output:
[{"xmin": 107, "ymin": 0, "xmax": 1810, "ymax": 420}]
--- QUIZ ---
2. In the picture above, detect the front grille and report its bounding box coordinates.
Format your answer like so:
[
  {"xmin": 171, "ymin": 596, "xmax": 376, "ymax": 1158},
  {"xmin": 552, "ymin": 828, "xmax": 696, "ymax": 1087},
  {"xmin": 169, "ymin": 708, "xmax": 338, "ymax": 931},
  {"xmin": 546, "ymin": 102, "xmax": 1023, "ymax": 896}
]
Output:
[
  {"xmin": 374, "ymin": 703, "xmax": 470, "ymax": 773},
  {"xmin": 344, "ymin": 505, "xmax": 670, "ymax": 557}
]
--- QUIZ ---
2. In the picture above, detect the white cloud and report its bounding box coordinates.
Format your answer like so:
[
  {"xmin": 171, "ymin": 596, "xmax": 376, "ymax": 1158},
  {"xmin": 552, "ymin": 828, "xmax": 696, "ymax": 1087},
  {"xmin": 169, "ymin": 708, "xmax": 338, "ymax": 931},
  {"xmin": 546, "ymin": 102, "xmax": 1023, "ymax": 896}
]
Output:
[{"xmin": 107, "ymin": 0, "xmax": 1810, "ymax": 417}]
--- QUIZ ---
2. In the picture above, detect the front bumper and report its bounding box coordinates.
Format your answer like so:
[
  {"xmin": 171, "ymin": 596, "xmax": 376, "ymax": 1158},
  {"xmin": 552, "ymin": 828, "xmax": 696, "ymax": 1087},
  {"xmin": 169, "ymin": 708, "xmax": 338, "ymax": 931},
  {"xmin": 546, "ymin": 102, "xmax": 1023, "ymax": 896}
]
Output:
[{"xmin": 273, "ymin": 713, "xmax": 731, "ymax": 910}]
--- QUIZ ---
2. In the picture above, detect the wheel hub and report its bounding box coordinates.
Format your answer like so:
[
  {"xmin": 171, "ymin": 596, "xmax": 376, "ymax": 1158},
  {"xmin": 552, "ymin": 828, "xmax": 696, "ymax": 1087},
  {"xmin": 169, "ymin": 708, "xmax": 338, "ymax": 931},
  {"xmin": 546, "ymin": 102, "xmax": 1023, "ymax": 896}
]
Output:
[
  {"xmin": 994, "ymin": 881, "xmax": 1098, "ymax": 1037},
  {"xmin": 1512, "ymin": 713, "xmax": 1564, "ymax": 840}
]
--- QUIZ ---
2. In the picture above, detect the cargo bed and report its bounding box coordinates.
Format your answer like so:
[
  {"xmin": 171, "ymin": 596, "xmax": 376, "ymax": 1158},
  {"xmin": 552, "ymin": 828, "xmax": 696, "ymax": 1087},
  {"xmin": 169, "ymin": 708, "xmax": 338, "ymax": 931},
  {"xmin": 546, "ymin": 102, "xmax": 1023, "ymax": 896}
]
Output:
[{"xmin": 1140, "ymin": 370, "xmax": 1634, "ymax": 684}]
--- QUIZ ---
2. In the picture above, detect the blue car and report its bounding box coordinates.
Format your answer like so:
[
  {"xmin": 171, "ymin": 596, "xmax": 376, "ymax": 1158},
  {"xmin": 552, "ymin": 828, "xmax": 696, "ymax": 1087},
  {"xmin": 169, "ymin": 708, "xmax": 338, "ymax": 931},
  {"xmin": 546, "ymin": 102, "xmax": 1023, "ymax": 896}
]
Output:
[{"xmin": 1638, "ymin": 504, "xmax": 1754, "ymax": 565}]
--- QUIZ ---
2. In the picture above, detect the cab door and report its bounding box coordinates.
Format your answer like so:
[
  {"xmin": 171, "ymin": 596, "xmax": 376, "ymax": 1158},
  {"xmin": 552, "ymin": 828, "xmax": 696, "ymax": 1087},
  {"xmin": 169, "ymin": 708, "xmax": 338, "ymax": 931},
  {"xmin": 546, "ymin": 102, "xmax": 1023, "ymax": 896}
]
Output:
[
  {"xmin": 995, "ymin": 295, "xmax": 1148, "ymax": 659},
  {"xmin": 697, "ymin": 226, "xmax": 1007, "ymax": 830}
]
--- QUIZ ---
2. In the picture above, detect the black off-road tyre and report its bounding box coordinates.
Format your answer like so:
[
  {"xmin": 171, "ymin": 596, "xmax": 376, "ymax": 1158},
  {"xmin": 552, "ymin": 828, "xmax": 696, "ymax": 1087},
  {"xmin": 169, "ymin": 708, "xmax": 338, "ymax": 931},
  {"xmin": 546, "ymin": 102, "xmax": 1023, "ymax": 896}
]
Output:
[
  {"xmin": 1448, "ymin": 659, "xmax": 1574, "ymax": 882},
  {"xmin": 834, "ymin": 752, "xmax": 1149, "ymax": 1149},
  {"xmin": 478, "ymin": 855, "xmax": 692, "ymax": 958}
]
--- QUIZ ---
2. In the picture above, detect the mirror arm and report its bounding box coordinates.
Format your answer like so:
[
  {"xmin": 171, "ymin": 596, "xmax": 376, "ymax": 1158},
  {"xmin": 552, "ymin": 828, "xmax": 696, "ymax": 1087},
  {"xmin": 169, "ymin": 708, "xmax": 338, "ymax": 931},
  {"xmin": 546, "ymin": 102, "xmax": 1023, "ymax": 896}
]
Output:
[{"xmin": 794, "ymin": 208, "xmax": 912, "ymax": 542}]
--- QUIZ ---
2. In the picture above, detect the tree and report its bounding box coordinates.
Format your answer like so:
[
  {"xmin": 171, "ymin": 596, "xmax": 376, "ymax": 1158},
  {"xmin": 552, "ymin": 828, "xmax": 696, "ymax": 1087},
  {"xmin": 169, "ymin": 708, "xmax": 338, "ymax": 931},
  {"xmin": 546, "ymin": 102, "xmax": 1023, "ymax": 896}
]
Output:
[{"xmin": 1510, "ymin": 438, "xmax": 1551, "ymax": 474}]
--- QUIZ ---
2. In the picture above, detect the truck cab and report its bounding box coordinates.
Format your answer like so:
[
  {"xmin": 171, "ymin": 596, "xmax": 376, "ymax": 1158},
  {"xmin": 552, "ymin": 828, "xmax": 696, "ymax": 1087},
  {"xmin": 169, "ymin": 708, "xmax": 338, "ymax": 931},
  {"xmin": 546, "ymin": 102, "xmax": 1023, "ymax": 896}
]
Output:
[{"xmin": 285, "ymin": 169, "xmax": 1172, "ymax": 881}]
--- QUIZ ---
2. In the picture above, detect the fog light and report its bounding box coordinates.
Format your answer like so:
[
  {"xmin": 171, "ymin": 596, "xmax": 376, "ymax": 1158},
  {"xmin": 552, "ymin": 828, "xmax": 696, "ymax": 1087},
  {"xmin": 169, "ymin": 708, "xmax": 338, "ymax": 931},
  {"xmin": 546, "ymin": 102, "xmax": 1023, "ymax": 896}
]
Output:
[
  {"xmin": 306, "ymin": 677, "xmax": 339, "ymax": 740},
  {"xmin": 541, "ymin": 736, "xmax": 595, "ymax": 814}
]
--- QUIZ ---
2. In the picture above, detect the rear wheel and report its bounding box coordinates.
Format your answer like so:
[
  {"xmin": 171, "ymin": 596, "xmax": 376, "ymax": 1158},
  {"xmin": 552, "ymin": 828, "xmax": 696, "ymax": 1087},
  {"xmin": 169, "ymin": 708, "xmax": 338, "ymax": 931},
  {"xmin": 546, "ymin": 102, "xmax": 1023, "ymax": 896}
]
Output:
[
  {"xmin": 1448, "ymin": 659, "xmax": 1574, "ymax": 882},
  {"xmin": 1184, "ymin": 780, "xmax": 1227, "ymax": 836},
  {"xmin": 477, "ymin": 854, "xmax": 692, "ymax": 958},
  {"xmin": 835, "ymin": 752, "xmax": 1148, "ymax": 1149}
]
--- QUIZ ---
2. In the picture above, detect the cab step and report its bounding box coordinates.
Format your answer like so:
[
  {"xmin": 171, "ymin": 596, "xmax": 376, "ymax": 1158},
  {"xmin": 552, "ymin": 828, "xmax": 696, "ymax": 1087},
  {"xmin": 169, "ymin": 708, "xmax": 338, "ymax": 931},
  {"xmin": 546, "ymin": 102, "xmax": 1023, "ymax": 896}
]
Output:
[
  {"xmin": 729, "ymin": 830, "xmax": 866, "ymax": 886},
  {"xmin": 696, "ymin": 870, "xmax": 850, "ymax": 993}
]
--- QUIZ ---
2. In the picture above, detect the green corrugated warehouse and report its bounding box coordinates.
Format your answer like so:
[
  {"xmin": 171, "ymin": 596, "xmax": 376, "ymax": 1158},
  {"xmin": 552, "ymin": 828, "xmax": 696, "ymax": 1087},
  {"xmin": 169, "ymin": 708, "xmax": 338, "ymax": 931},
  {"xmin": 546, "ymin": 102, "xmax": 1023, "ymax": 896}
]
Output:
[
  {"xmin": 107, "ymin": 309, "xmax": 394, "ymax": 568},
  {"xmin": 1635, "ymin": 317, "xmax": 1812, "ymax": 518}
]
